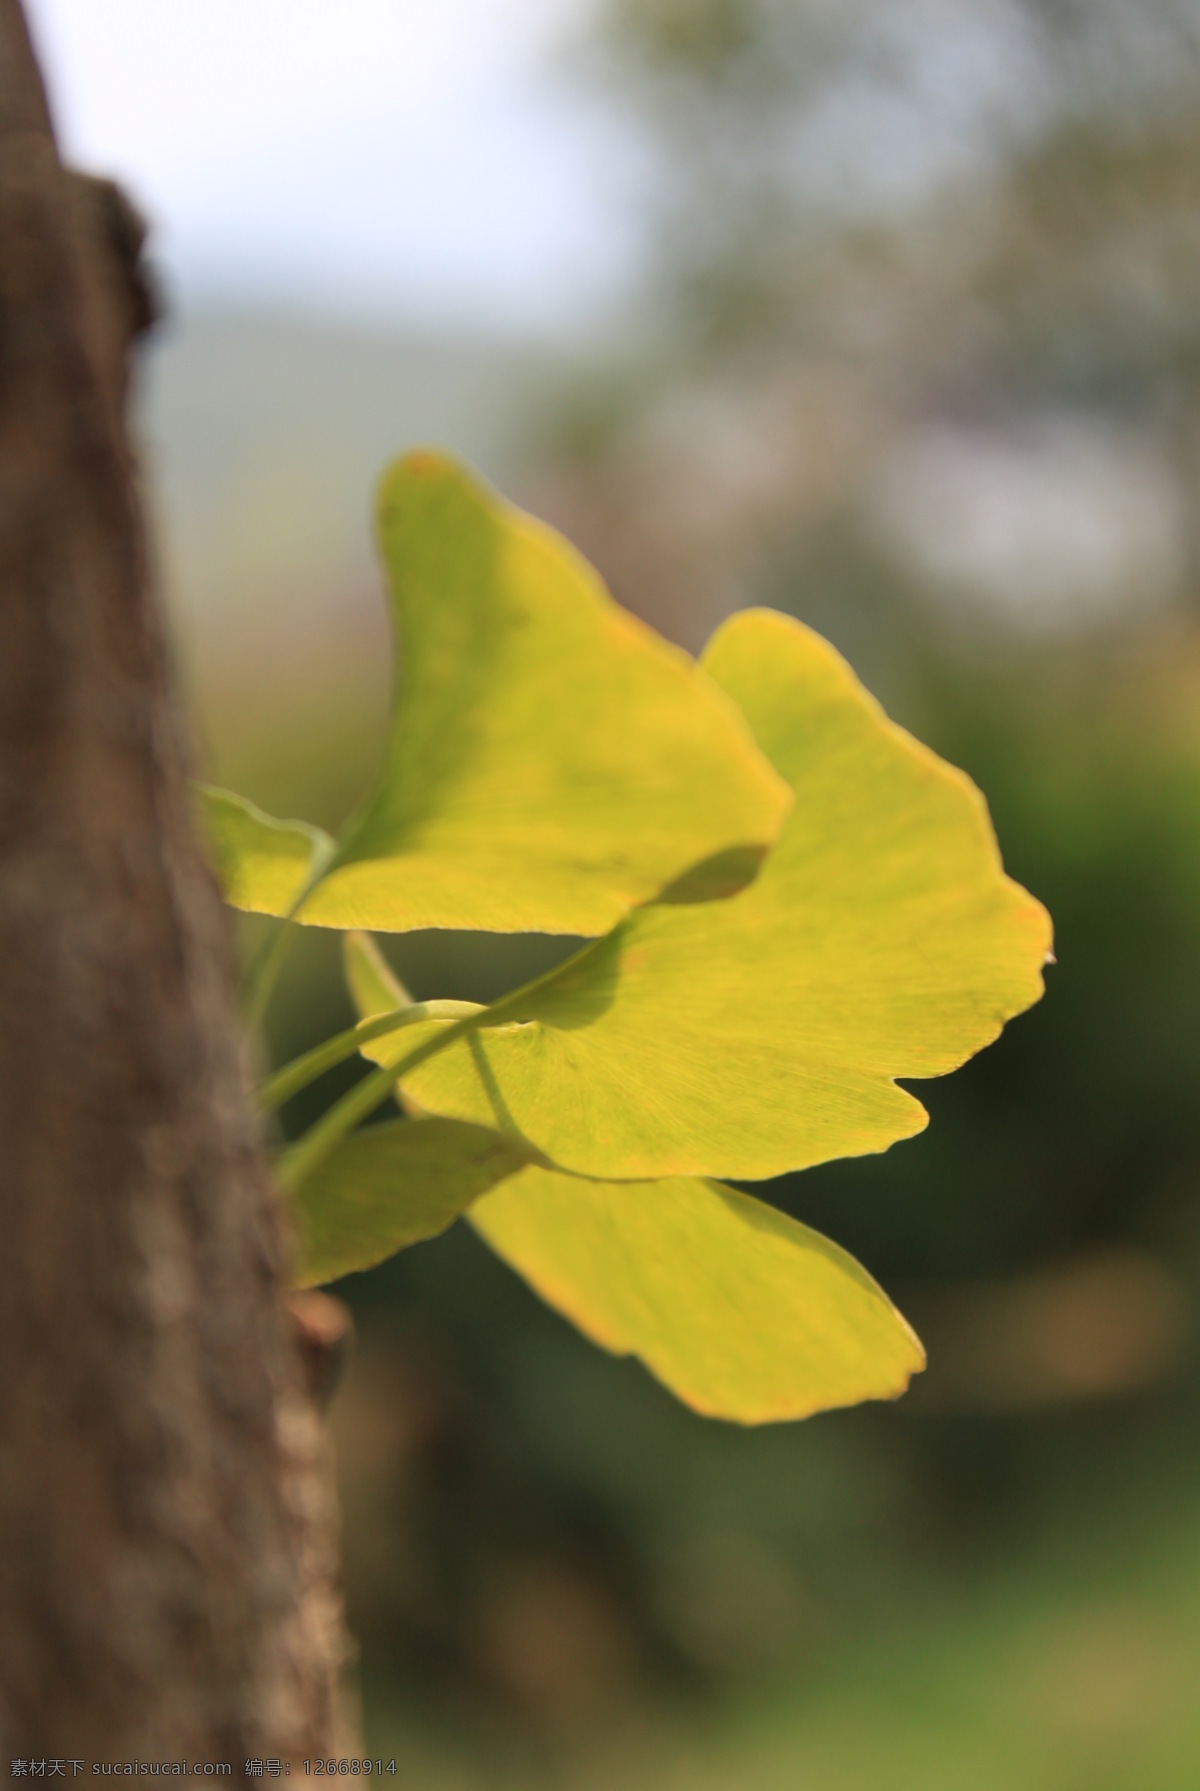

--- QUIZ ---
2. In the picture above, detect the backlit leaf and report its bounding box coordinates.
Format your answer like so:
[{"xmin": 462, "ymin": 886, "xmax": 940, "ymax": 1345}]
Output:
[
  {"xmin": 471, "ymin": 1169, "xmax": 925, "ymax": 1422},
  {"xmin": 197, "ymin": 785, "xmax": 332, "ymax": 918},
  {"xmin": 289, "ymin": 1116, "xmax": 528, "ymax": 1288},
  {"xmin": 207, "ymin": 454, "xmax": 790, "ymax": 935},
  {"xmin": 372, "ymin": 611, "xmax": 1051, "ymax": 1181},
  {"xmin": 332, "ymin": 934, "xmax": 926, "ymax": 1421}
]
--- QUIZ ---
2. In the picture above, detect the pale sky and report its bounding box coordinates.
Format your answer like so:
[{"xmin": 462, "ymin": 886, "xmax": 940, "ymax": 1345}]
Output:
[{"xmin": 25, "ymin": 0, "xmax": 641, "ymax": 332}]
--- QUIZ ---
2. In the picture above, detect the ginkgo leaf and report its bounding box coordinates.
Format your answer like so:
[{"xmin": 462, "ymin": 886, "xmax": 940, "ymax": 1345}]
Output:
[
  {"xmin": 198, "ymin": 785, "xmax": 332, "ymax": 918},
  {"xmin": 289, "ymin": 1116, "xmax": 529, "ymax": 1288},
  {"xmin": 206, "ymin": 453, "xmax": 790, "ymax": 935},
  {"xmin": 470, "ymin": 1169, "xmax": 925, "ymax": 1422},
  {"xmin": 364, "ymin": 611, "xmax": 1051, "ymax": 1181},
  {"xmin": 342, "ymin": 928, "xmax": 412, "ymax": 1019}
]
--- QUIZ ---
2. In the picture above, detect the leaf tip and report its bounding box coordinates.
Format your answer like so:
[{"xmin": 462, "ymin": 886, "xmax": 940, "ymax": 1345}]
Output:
[{"xmin": 397, "ymin": 447, "xmax": 447, "ymax": 477}]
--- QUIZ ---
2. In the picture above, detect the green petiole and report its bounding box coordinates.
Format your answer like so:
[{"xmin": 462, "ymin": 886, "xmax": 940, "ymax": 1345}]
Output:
[
  {"xmin": 258, "ymin": 1000, "xmax": 479, "ymax": 1114},
  {"xmin": 241, "ymin": 837, "xmax": 338, "ymax": 1031},
  {"xmin": 275, "ymin": 1004, "xmax": 487, "ymax": 1193},
  {"xmin": 271, "ymin": 932, "xmax": 604, "ymax": 1195},
  {"xmin": 241, "ymin": 913, "xmax": 301, "ymax": 1033}
]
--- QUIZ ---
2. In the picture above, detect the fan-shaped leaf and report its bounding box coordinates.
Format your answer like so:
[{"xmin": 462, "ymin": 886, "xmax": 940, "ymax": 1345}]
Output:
[
  {"xmin": 290, "ymin": 1116, "xmax": 529, "ymax": 1288},
  {"xmin": 470, "ymin": 1169, "xmax": 925, "ymax": 1422},
  {"xmin": 206, "ymin": 454, "xmax": 790, "ymax": 934},
  {"xmin": 365, "ymin": 612, "xmax": 1051, "ymax": 1181}
]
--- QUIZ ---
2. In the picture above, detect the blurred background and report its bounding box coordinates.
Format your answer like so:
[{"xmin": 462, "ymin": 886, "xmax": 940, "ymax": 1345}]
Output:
[{"xmin": 28, "ymin": 0, "xmax": 1200, "ymax": 1782}]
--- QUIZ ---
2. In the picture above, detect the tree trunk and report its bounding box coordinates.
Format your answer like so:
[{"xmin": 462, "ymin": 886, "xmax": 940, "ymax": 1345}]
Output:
[{"xmin": 0, "ymin": 1, "xmax": 351, "ymax": 1761}]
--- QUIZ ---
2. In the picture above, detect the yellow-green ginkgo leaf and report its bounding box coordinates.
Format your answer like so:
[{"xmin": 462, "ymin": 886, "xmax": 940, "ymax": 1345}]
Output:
[
  {"xmin": 342, "ymin": 928, "xmax": 413, "ymax": 1019},
  {"xmin": 197, "ymin": 785, "xmax": 333, "ymax": 918},
  {"xmin": 364, "ymin": 610, "xmax": 1051, "ymax": 1181},
  {"xmin": 290, "ymin": 1116, "xmax": 529, "ymax": 1288},
  {"xmin": 209, "ymin": 453, "xmax": 791, "ymax": 935},
  {"xmin": 471, "ymin": 1169, "xmax": 925, "ymax": 1422}
]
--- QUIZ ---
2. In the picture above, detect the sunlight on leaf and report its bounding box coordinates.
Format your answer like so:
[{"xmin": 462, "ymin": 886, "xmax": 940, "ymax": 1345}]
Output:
[
  {"xmin": 375, "ymin": 612, "xmax": 1051, "ymax": 1181},
  {"xmin": 205, "ymin": 454, "xmax": 790, "ymax": 935},
  {"xmin": 197, "ymin": 785, "xmax": 332, "ymax": 917},
  {"xmin": 289, "ymin": 1116, "xmax": 529, "ymax": 1288},
  {"xmin": 471, "ymin": 1169, "xmax": 925, "ymax": 1422}
]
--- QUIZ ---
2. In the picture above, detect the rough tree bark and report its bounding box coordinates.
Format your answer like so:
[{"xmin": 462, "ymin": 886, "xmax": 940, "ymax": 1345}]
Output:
[{"xmin": 0, "ymin": 1, "xmax": 352, "ymax": 1761}]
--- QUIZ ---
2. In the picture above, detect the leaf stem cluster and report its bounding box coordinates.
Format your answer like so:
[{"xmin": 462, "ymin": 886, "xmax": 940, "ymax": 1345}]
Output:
[{"xmin": 271, "ymin": 1001, "xmax": 483, "ymax": 1191}]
